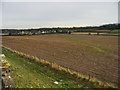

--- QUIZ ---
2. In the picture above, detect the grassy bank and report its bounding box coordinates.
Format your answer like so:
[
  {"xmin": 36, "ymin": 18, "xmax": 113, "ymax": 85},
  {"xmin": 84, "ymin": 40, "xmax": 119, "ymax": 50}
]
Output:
[{"xmin": 2, "ymin": 48, "xmax": 98, "ymax": 88}]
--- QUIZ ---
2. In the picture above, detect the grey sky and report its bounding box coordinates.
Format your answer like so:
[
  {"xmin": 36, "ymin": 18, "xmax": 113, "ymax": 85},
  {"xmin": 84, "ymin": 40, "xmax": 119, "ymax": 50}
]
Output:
[{"xmin": 2, "ymin": 2, "xmax": 118, "ymax": 29}]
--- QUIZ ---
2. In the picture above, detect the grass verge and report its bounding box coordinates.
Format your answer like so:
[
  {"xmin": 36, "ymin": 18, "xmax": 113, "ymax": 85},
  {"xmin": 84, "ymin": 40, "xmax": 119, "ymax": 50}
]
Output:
[{"xmin": 2, "ymin": 48, "xmax": 99, "ymax": 88}]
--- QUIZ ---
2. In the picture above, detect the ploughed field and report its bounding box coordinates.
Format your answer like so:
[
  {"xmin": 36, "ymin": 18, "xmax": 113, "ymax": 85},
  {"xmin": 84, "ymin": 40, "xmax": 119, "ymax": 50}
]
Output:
[{"xmin": 2, "ymin": 34, "xmax": 118, "ymax": 85}]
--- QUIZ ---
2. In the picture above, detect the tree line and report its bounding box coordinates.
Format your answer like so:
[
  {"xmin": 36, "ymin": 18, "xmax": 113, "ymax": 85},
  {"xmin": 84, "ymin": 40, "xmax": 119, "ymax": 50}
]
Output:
[{"xmin": 1, "ymin": 23, "xmax": 120, "ymax": 33}]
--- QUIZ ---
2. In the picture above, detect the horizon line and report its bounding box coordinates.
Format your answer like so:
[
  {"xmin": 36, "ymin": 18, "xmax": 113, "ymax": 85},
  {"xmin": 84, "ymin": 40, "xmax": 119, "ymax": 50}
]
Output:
[{"xmin": 1, "ymin": 23, "xmax": 119, "ymax": 29}]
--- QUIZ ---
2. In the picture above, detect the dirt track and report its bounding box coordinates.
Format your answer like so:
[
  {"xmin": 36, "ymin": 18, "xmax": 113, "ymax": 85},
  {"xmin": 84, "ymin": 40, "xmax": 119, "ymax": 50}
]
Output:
[{"xmin": 2, "ymin": 34, "xmax": 118, "ymax": 85}]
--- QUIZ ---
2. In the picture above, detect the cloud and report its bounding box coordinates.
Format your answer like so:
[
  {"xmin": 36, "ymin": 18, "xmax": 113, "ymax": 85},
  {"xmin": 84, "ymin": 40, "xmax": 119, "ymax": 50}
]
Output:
[{"xmin": 2, "ymin": 2, "xmax": 118, "ymax": 28}]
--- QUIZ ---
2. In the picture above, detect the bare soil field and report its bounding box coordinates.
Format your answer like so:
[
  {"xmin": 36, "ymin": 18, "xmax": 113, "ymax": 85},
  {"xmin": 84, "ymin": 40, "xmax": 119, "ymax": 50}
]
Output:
[{"xmin": 2, "ymin": 34, "xmax": 118, "ymax": 85}]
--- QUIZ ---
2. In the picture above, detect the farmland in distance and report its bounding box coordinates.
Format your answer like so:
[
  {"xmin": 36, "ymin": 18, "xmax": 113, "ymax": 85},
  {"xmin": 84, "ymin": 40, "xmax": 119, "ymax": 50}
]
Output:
[{"xmin": 2, "ymin": 34, "xmax": 118, "ymax": 86}]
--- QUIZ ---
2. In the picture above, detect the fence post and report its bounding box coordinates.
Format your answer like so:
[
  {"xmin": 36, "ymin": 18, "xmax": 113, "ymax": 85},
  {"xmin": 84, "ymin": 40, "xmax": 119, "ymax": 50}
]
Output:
[
  {"xmin": 89, "ymin": 32, "xmax": 91, "ymax": 35},
  {"xmin": 88, "ymin": 74, "xmax": 90, "ymax": 81},
  {"xmin": 97, "ymin": 32, "xmax": 99, "ymax": 35},
  {"xmin": 51, "ymin": 63, "xmax": 53, "ymax": 68},
  {"xmin": 77, "ymin": 72, "xmax": 79, "ymax": 78}
]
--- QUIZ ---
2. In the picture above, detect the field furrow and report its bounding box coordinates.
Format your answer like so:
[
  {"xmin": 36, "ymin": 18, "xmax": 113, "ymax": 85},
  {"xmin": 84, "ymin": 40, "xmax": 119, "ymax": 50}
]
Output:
[{"xmin": 2, "ymin": 34, "xmax": 118, "ymax": 85}]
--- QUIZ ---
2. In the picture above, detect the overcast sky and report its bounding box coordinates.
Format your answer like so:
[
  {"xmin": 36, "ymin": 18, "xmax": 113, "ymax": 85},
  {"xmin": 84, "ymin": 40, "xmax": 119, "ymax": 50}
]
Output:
[{"xmin": 2, "ymin": 2, "xmax": 118, "ymax": 29}]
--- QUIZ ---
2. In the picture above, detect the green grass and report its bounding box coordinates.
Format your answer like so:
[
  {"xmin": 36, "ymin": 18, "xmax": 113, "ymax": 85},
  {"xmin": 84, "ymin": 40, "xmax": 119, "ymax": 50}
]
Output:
[
  {"xmin": 111, "ymin": 30, "xmax": 120, "ymax": 33},
  {"xmin": 105, "ymin": 33, "xmax": 120, "ymax": 36},
  {"xmin": 2, "ymin": 48, "xmax": 97, "ymax": 88},
  {"xmin": 92, "ymin": 47, "xmax": 110, "ymax": 54},
  {"xmin": 104, "ymin": 30, "xmax": 120, "ymax": 36},
  {"xmin": 60, "ymin": 36, "xmax": 110, "ymax": 54},
  {"xmin": 76, "ymin": 41, "xmax": 110, "ymax": 54}
]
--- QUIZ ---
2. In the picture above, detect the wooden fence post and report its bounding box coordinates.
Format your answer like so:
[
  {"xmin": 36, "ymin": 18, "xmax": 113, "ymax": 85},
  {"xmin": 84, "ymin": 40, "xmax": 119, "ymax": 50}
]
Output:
[
  {"xmin": 88, "ymin": 74, "xmax": 90, "ymax": 81},
  {"xmin": 89, "ymin": 32, "xmax": 91, "ymax": 35},
  {"xmin": 51, "ymin": 63, "xmax": 53, "ymax": 68}
]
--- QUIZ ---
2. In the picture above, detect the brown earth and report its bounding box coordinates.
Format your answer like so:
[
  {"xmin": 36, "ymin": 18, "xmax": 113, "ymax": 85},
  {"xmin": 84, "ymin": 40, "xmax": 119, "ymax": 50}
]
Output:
[{"xmin": 2, "ymin": 34, "xmax": 118, "ymax": 85}]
